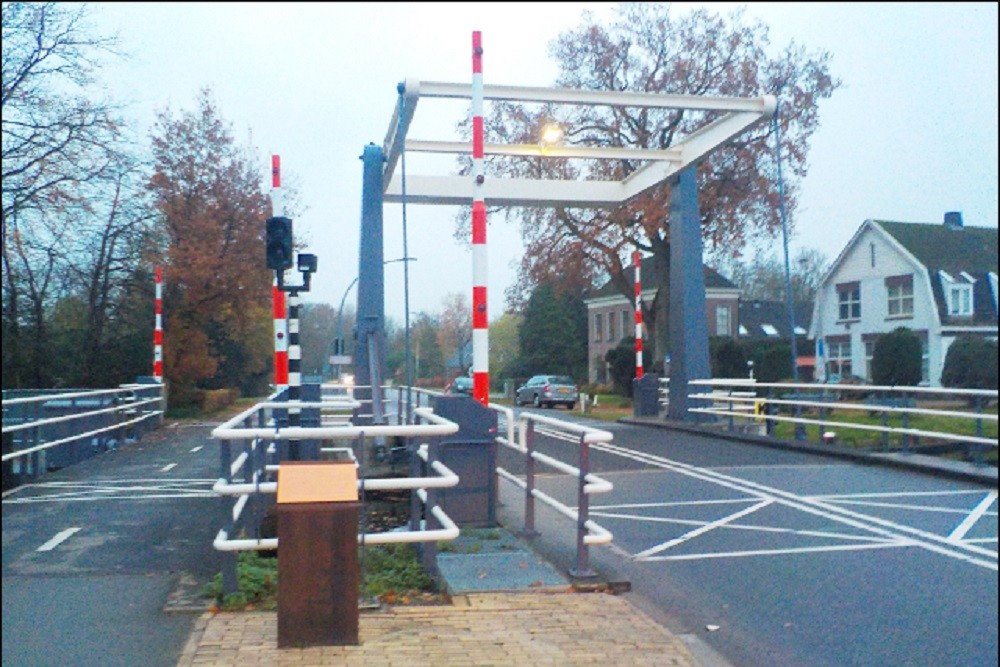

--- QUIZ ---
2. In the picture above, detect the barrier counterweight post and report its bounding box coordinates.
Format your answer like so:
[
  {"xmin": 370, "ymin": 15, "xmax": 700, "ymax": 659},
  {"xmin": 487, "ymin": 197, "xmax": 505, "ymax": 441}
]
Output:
[
  {"xmin": 154, "ymin": 267, "xmax": 163, "ymax": 382},
  {"xmin": 471, "ymin": 30, "xmax": 489, "ymax": 406},
  {"xmin": 634, "ymin": 252, "xmax": 643, "ymax": 380}
]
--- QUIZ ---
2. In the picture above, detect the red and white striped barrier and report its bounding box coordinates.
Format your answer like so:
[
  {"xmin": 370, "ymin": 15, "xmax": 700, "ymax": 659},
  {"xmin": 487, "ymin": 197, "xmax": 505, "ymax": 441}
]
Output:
[
  {"xmin": 634, "ymin": 251, "xmax": 643, "ymax": 379},
  {"xmin": 154, "ymin": 267, "xmax": 163, "ymax": 382},
  {"xmin": 470, "ymin": 30, "xmax": 489, "ymax": 405},
  {"xmin": 271, "ymin": 154, "xmax": 289, "ymax": 393},
  {"xmin": 273, "ymin": 281, "xmax": 288, "ymax": 392}
]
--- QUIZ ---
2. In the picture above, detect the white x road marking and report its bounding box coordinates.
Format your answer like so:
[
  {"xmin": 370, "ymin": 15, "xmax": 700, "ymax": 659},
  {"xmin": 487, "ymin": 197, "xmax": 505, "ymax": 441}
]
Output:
[
  {"xmin": 2, "ymin": 478, "xmax": 216, "ymax": 503},
  {"xmin": 591, "ymin": 442, "xmax": 998, "ymax": 571}
]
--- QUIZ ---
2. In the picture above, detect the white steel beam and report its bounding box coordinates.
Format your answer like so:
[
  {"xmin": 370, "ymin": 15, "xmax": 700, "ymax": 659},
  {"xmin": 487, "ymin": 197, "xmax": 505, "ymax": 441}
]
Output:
[
  {"xmin": 384, "ymin": 175, "xmax": 625, "ymax": 208},
  {"xmin": 405, "ymin": 140, "xmax": 683, "ymax": 162}
]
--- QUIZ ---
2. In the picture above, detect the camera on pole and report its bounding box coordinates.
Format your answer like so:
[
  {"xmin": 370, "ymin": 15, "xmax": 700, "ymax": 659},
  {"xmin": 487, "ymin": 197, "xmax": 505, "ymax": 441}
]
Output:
[{"xmin": 266, "ymin": 216, "xmax": 293, "ymax": 271}]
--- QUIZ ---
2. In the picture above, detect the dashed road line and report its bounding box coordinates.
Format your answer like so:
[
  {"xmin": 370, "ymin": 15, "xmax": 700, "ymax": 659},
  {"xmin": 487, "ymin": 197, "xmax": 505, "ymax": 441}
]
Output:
[
  {"xmin": 37, "ymin": 527, "xmax": 81, "ymax": 552},
  {"xmin": 161, "ymin": 463, "xmax": 177, "ymax": 472}
]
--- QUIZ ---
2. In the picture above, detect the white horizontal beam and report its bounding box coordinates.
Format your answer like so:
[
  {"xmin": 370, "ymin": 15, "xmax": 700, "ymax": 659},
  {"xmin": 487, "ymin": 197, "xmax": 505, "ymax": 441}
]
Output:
[
  {"xmin": 414, "ymin": 80, "xmax": 776, "ymax": 114},
  {"xmin": 405, "ymin": 140, "xmax": 682, "ymax": 162},
  {"xmin": 384, "ymin": 175, "xmax": 625, "ymax": 208}
]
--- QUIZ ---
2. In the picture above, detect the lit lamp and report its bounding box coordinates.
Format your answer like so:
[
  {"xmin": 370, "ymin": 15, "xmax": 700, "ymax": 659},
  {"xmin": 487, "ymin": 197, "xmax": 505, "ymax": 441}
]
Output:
[{"xmin": 540, "ymin": 122, "xmax": 564, "ymax": 147}]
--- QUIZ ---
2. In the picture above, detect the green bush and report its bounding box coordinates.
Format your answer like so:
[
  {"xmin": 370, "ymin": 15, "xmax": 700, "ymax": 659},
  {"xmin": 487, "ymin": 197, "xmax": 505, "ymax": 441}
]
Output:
[
  {"xmin": 942, "ymin": 336, "xmax": 999, "ymax": 390},
  {"xmin": 756, "ymin": 343, "xmax": 792, "ymax": 382},
  {"xmin": 710, "ymin": 337, "xmax": 748, "ymax": 378},
  {"xmin": 871, "ymin": 327, "xmax": 922, "ymax": 386},
  {"xmin": 604, "ymin": 337, "xmax": 652, "ymax": 397}
]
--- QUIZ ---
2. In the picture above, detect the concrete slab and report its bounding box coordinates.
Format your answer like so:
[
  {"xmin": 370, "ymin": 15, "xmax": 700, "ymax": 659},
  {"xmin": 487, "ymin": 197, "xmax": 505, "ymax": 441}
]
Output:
[{"xmin": 436, "ymin": 528, "xmax": 569, "ymax": 593}]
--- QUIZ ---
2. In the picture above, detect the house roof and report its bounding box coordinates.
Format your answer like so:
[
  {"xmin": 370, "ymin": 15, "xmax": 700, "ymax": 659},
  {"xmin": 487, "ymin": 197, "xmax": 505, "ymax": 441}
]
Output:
[
  {"xmin": 737, "ymin": 299, "xmax": 812, "ymax": 340},
  {"xmin": 874, "ymin": 219, "xmax": 998, "ymax": 324},
  {"xmin": 585, "ymin": 255, "xmax": 737, "ymax": 301}
]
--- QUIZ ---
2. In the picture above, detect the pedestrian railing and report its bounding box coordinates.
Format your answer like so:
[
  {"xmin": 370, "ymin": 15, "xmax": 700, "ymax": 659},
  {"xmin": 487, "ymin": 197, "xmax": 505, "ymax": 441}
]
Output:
[
  {"xmin": 688, "ymin": 379, "xmax": 998, "ymax": 462},
  {"xmin": 1, "ymin": 382, "xmax": 164, "ymax": 484},
  {"xmin": 210, "ymin": 391, "xmax": 461, "ymax": 594},
  {"xmin": 490, "ymin": 404, "xmax": 614, "ymax": 578}
]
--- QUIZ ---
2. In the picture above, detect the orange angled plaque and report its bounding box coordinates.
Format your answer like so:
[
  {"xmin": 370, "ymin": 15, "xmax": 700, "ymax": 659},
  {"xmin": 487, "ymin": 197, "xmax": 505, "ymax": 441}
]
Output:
[{"xmin": 277, "ymin": 461, "xmax": 359, "ymax": 504}]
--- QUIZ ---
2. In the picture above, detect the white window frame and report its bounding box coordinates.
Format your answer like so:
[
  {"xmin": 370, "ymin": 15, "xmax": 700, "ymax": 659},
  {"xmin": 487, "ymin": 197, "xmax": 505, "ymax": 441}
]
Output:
[
  {"xmin": 716, "ymin": 304, "xmax": 730, "ymax": 336},
  {"xmin": 886, "ymin": 276, "xmax": 914, "ymax": 318},
  {"xmin": 837, "ymin": 283, "xmax": 861, "ymax": 321},
  {"xmin": 594, "ymin": 313, "xmax": 603, "ymax": 342},
  {"xmin": 827, "ymin": 339, "xmax": 852, "ymax": 379},
  {"xmin": 940, "ymin": 270, "xmax": 974, "ymax": 317}
]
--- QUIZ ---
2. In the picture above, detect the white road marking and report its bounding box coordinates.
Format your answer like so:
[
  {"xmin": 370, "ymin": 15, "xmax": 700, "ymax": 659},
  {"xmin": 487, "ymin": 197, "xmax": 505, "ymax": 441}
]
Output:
[
  {"xmin": 37, "ymin": 527, "xmax": 81, "ymax": 552},
  {"xmin": 590, "ymin": 509, "xmax": 896, "ymax": 543},
  {"xmin": 643, "ymin": 541, "xmax": 915, "ymax": 562},
  {"xmin": 161, "ymin": 463, "xmax": 177, "ymax": 472},
  {"xmin": 190, "ymin": 446, "xmax": 203, "ymax": 453},
  {"xmin": 593, "ymin": 441, "xmax": 998, "ymax": 570},
  {"xmin": 948, "ymin": 491, "xmax": 998, "ymax": 543},
  {"xmin": 826, "ymin": 498, "xmax": 997, "ymax": 515},
  {"xmin": 634, "ymin": 499, "xmax": 773, "ymax": 559},
  {"xmin": 2, "ymin": 479, "xmax": 216, "ymax": 504}
]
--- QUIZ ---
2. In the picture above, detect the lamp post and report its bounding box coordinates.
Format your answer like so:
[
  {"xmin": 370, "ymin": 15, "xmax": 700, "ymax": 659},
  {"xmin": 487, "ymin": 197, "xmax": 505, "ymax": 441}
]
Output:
[
  {"xmin": 330, "ymin": 258, "xmax": 413, "ymax": 381},
  {"xmin": 772, "ymin": 89, "xmax": 806, "ymax": 440}
]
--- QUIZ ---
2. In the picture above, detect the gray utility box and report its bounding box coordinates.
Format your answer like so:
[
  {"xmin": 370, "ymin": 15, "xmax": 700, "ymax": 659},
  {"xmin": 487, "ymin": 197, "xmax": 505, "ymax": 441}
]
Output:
[
  {"xmin": 431, "ymin": 396, "xmax": 498, "ymax": 528},
  {"xmin": 633, "ymin": 373, "xmax": 661, "ymax": 417}
]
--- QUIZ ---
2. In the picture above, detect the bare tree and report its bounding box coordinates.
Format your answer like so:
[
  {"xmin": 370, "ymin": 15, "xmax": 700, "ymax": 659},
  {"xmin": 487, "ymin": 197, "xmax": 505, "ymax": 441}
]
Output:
[{"xmin": 2, "ymin": 2, "xmax": 125, "ymax": 386}]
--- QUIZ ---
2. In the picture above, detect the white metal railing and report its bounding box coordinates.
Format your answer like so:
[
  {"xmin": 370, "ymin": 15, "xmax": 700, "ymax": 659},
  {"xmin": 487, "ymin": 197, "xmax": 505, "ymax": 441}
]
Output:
[
  {"xmin": 687, "ymin": 379, "xmax": 998, "ymax": 459},
  {"xmin": 210, "ymin": 398, "xmax": 461, "ymax": 558},
  {"xmin": 489, "ymin": 403, "xmax": 615, "ymax": 578},
  {"xmin": 1, "ymin": 384, "xmax": 165, "ymax": 475}
]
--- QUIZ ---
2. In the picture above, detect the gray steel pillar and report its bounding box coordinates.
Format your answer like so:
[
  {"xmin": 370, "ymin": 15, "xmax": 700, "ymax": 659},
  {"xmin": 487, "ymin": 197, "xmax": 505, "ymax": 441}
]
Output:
[
  {"xmin": 667, "ymin": 166, "xmax": 710, "ymax": 421},
  {"xmin": 355, "ymin": 143, "xmax": 385, "ymax": 426}
]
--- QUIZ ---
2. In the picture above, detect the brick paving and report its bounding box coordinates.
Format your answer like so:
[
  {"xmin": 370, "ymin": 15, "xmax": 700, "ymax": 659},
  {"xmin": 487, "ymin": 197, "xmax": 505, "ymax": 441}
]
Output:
[{"xmin": 176, "ymin": 591, "xmax": 702, "ymax": 666}]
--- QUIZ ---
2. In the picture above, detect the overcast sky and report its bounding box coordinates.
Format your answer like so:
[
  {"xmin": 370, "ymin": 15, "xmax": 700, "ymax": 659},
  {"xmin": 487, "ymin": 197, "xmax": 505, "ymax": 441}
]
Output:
[{"xmin": 86, "ymin": 2, "xmax": 998, "ymax": 323}]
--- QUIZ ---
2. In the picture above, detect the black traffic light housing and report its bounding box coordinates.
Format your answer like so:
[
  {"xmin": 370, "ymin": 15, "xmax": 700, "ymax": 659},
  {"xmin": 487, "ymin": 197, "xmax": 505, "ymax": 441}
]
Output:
[{"xmin": 266, "ymin": 216, "xmax": 293, "ymax": 271}]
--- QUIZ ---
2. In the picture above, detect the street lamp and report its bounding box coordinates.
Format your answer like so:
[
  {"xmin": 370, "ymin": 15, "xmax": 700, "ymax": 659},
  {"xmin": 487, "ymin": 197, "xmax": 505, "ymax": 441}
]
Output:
[
  {"xmin": 327, "ymin": 257, "xmax": 414, "ymax": 380},
  {"xmin": 772, "ymin": 88, "xmax": 806, "ymax": 440}
]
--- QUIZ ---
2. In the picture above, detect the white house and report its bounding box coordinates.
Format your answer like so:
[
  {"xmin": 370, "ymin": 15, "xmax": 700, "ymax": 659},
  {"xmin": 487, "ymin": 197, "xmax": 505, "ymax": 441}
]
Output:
[{"xmin": 808, "ymin": 212, "xmax": 999, "ymax": 386}]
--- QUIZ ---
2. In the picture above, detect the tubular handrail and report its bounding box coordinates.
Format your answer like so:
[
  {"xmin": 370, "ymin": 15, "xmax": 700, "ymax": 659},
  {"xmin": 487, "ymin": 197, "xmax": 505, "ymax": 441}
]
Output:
[
  {"xmin": 212, "ymin": 400, "xmax": 462, "ymax": 572},
  {"xmin": 494, "ymin": 409, "xmax": 615, "ymax": 576},
  {"xmin": 691, "ymin": 378, "xmax": 998, "ymax": 399},
  {"xmin": 687, "ymin": 378, "xmax": 998, "ymax": 456},
  {"xmin": 1, "ymin": 384, "xmax": 164, "ymax": 466}
]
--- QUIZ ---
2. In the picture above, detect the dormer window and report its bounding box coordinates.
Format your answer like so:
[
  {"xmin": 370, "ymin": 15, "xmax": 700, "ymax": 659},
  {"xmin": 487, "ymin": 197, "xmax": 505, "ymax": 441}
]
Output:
[{"xmin": 940, "ymin": 270, "xmax": 973, "ymax": 317}]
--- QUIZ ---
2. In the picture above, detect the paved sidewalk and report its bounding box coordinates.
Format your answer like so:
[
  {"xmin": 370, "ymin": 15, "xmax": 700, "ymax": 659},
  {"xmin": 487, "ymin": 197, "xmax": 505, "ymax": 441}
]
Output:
[{"xmin": 176, "ymin": 591, "xmax": 702, "ymax": 666}]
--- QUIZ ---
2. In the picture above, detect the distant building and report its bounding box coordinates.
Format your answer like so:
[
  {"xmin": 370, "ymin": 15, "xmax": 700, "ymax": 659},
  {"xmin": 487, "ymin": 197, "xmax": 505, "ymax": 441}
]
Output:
[
  {"xmin": 808, "ymin": 212, "xmax": 998, "ymax": 385},
  {"xmin": 583, "ymin": 256, "xmax": 739, "ymax": 384}
]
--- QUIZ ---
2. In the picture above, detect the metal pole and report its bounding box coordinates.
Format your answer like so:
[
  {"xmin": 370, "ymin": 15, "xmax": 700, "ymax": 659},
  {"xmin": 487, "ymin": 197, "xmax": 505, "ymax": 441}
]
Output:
[
  {"xmin": 398, "ymin": 85, "xmax": 414, "ymax": 424},
  {"xmin": 634, "ymin": 251, "xmax": 644, "ymax": 380},
  {"xmin": 470, "ymin": 30, "xmax": 490, "ymax": 406},
  {"xmin": 153, "ymin": 267, "xmax": 163, "ymax": 383},
  {"xmin": 772, "ymin": 95, "xmax": 805, "ymax": 440},
  {"xmin": 288, "ymin": 290, "xmax": 301, "ymax": 460},
  {"xmin": 336, "ymin": 277, "xmax": 358, "ymax": 380}
]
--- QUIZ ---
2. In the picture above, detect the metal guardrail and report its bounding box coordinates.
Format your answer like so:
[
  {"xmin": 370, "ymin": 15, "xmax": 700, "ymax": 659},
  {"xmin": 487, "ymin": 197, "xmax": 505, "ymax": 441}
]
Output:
[
  {"xmin": 209, "ymin": 390, "xmax": 462, "ymax": 594},
  {"xmin": 490, "ymin": 403, "xmax": 614, "ymax": 578},
  {"xmin": 1, "ymin": 383, "xmax": 165, "ymax": 483},
  {"xmin": 687, "ymin": 379, "xmax": 998, "ymax": 461}
]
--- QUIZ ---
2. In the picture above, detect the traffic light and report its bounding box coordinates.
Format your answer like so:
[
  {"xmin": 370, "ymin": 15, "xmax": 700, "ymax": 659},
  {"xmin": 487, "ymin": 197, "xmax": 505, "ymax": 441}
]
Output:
[{"xmin": 265, "ymin": 216, "xmax": 293, "ymax": 271}]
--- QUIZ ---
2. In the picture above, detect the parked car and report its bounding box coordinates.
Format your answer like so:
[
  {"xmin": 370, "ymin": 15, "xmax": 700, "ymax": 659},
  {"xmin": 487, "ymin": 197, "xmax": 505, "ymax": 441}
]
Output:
[
  {"xmin": 448, "ymin": 376, "xmax": 473, "ymax": 395},
  {"xmin": 515, "ymin": 375, "xmax": 578, "ymax": 409}
]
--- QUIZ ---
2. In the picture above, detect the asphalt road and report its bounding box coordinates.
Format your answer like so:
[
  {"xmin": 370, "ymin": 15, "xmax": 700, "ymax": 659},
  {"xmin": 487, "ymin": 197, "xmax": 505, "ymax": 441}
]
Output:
[
  {"xmin": 2, "ymin": 422, "xmax": 224, "ymax": 667},
  {"xmin": 497, "ymin": 412, "xmax": 998, "ymax": 667}
]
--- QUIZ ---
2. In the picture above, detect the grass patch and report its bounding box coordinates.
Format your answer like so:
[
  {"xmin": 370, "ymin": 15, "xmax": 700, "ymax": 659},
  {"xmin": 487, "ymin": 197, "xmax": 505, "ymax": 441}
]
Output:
[{"xmin": 204, "ymin": 543, "xmax": 439, "ymax": 611}]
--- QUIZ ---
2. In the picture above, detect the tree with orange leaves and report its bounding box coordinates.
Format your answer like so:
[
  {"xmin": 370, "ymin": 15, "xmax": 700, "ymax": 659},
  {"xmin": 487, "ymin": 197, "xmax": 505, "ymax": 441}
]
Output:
[{"xmin": 148, "ymin": 89, "xmax": 272, "ymax": 406}]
